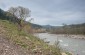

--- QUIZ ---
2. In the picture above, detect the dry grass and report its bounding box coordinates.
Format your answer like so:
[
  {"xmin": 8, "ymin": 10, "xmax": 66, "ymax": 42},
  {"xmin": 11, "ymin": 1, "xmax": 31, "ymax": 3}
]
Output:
[{"xmin": 0, "ymin": 19, "xmax": 71, "ymax": 55}]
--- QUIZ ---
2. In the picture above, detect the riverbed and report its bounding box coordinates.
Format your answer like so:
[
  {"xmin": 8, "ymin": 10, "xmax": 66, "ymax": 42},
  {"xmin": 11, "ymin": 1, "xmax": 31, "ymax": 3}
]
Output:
[{"xmin": 34, "ymin": 33, "xmax": 85, "ymax": 55}]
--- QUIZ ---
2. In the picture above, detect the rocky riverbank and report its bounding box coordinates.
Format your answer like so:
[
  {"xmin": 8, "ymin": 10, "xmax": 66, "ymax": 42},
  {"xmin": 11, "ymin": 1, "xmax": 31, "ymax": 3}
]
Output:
[{"xmin": 64, "ymin": 34, "xmax": 85, "ymax": 39}]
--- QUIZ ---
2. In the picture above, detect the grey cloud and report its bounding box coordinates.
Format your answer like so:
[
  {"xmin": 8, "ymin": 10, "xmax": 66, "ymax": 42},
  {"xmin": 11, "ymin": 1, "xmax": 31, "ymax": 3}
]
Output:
[{"xmin": 0, "ymin": 0, "xmax": 85, "ymax": 25}]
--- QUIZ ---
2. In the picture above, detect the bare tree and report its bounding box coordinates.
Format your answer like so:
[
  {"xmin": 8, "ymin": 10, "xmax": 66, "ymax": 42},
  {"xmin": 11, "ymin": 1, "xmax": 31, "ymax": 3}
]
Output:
[
  {"xmin": 8, "ymin": 6, "xmax": 30, "ymax": 20},
  {"xmin": 8, "ymin": 7, "xmax": 16, "ymax": 15},
  {"xmin": 8, "ymin": 6, "xmax": 31, "ymax": 31}
]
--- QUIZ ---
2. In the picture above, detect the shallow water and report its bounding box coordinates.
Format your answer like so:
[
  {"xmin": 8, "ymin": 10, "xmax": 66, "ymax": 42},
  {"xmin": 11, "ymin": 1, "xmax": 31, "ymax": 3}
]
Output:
[{"xmin": 34, "ymin": 33, "xmax": 85, "ymax": 55}]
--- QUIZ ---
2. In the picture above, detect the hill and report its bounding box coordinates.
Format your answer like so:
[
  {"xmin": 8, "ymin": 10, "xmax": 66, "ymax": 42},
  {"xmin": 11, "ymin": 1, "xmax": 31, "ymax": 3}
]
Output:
[{"xmin": 0, "ymin": 8, "xmax": 67, "ymax": 55}]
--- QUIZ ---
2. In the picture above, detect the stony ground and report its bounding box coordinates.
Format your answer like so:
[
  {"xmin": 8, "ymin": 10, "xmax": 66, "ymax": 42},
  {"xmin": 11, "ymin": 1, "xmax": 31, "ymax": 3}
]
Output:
[{"xmin": 0, "ymin": 34, "xmax": 31, "ymax": 55}]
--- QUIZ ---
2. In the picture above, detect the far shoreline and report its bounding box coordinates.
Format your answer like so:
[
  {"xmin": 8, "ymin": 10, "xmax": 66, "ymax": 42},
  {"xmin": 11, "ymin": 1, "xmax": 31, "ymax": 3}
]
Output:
[{"xmin": 35, "ymin": 32, "xmax": 85, "ymax": 40}]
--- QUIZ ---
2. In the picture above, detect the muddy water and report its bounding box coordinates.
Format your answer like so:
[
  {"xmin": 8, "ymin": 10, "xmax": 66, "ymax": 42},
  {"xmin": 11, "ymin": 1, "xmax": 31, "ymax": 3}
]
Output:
[{"xmin": 34, "ymin": 33, "xmax": 85, "ymax": 55}]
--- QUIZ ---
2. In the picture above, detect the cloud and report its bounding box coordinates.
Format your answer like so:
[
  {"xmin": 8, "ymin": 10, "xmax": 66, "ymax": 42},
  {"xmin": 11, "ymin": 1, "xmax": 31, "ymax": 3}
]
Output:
[{"xmin": 0, "ymin": 0, "xmax": 85, "ymax": 25}]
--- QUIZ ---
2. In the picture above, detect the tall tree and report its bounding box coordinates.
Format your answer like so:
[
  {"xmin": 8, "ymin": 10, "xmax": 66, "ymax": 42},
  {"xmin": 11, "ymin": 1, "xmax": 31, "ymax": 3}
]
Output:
[
  {"xmin": 8, "ymin": 6, "xmax": 30, "ymax": 20},
  {"xmin": 8, "ymin": 6, "xmax": 31, "ymax": 31}
]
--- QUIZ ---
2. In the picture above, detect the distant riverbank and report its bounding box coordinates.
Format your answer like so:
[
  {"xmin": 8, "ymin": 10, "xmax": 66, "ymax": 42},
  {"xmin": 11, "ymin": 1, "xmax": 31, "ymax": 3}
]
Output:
[
  {"xmin": 63, "ymin": 34, "xmax": 85, "ymax": 39},
  {"xmin": 49, "ymin": 33, "xmax": 85, "ymax": 39}
]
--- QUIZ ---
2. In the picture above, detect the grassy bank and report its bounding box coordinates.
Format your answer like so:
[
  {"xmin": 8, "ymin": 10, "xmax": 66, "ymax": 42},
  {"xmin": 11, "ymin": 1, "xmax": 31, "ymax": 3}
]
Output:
[{"xmin": 0, "ymin": 19, "xmax": 64, "ymax": 55}]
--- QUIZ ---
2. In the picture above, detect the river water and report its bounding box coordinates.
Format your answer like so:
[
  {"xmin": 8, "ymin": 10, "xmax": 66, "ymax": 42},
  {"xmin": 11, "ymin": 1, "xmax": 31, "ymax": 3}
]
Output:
[{"xmin": 34, "ymin": 33, "xmax": 85, "ymax": 55}]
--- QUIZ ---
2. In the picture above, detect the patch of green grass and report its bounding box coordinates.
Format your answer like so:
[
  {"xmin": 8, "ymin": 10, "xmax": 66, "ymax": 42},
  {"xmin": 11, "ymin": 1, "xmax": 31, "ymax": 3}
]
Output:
[
  {"xmin": 15, "ymin": 40, "xmax": 28, "ymax": 48},
  {"xmin": 65, "ymin": 52, "xmax": 72, "ymax": 55}
]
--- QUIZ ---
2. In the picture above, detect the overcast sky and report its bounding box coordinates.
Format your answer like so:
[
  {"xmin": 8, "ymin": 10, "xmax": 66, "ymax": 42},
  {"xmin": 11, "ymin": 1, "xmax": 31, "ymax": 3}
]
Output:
[{"xmin": 0, "ymin": 0, "xmax": 85, "ymax": 26}]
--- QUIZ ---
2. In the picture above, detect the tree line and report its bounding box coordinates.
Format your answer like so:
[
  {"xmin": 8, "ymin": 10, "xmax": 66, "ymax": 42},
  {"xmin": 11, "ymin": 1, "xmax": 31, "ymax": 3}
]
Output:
[{"xmin": 48, "ymin": 24, "xmax": 85, "ymax": 35}]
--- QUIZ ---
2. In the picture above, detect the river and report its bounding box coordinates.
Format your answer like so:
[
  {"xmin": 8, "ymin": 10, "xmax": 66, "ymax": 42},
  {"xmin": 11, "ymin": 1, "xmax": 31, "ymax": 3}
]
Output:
[{"xmin": 34, "ymin": 33, "xmax": 85, "ymax": 55}]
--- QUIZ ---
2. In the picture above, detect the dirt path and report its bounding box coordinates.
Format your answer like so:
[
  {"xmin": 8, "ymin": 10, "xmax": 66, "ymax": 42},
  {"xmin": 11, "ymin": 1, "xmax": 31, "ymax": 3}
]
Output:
[{"xmin": 0, "ymin": 34, "xmax": 30, "ymax": 55}]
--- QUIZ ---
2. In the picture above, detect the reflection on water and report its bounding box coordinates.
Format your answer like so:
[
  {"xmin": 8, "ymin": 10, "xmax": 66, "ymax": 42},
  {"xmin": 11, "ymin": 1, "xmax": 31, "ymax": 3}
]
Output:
[{"xmin": 34, "ymin": 33, "xmax": 85, "ymax": 55}]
